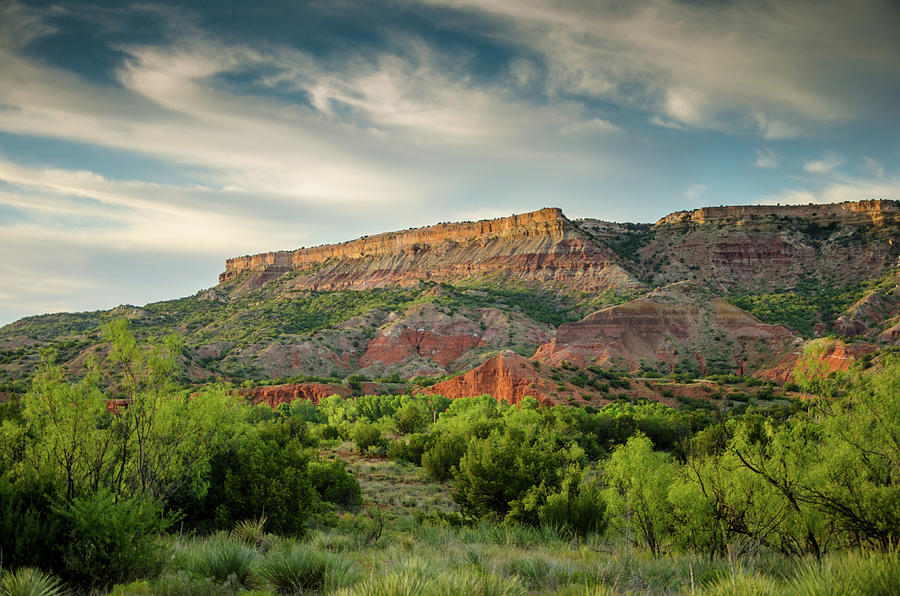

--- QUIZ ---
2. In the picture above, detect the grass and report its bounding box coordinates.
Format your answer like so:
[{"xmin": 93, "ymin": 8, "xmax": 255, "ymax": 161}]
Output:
[{"xmin": 97, "ymin": 519, "xmax": 899, "ymax": 595}]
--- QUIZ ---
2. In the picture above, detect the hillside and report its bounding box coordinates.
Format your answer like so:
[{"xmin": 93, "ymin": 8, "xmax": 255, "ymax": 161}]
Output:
[{"xmin": 1, "ymin": 200, "xmax": 898, "ymax": 403}]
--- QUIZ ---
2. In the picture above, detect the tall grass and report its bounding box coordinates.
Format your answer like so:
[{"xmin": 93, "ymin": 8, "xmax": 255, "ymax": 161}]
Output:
[{"xmin": 786, "ymin": 549, "xmax": 900, "ymax": 596}]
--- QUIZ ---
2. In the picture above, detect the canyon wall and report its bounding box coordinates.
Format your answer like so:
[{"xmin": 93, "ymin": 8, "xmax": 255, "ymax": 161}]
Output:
[
  {"xmin": 219, "ymin": 207, "xmax": 641, "ymax": 293},
  {"xmin": 656, "ymin": 200, "xmax": 899, "ymax": 227}
]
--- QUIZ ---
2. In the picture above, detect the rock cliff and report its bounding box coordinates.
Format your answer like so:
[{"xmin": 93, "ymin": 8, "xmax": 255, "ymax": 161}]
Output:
[
  {"xmin": 219, "ymin": 208, "xmax": 641, "ymax": 294},
  {"xmin": 578, "ymin": 199, "xmax": 899, "ymax": 292}
]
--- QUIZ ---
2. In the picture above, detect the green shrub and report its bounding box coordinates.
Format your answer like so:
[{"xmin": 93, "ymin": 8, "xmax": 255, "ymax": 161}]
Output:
[
  {"xmin": 352, "ymin": 422, "xmax": 384, "ymax": 454},
  {"xmin": 421, "ymin": 433, "xmax": 467, "ymax": 481},
  {"xmin": 176, "ymin": 536, "xmax": 259, "ymax": 587},
  {"xmin": 395, "ymin": 401, "xmax": 429, "ymax": 435},
  {"xmin": 0, "ymin": 476, "xmax": 66, "ymax": 573},
  {"xmin": 388, "ymin": 433, "xmax": 431, "ymax": 465},
  {"xmin": 203, "ymin": 432, "xmax": 318, "ymax": 536},
  {"xmin": 308, "ymin": 460, "xmax": 362, "ymax": 508},
  {"xmin": 60, "ymin": 490, "xmax": 168, "ymax": 589}
]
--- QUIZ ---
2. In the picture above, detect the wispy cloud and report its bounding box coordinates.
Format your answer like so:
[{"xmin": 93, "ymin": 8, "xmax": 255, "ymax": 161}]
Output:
[
  {"xmin": 683, "ymin": 184, "xmax": 707, "ymax": 200},
  {"xmin": 760, "ymin": 175, "xmax": 900, "ymax": 206},
  {"xmin": 423, "ymin": 0, "xmax": 900, "ymax": 137},
  {"xmin": 755, "ymin": 149, "xmax": 778, "ymax": 168},
  {"xmin": 803, "ymin": 153, "xmax": 844, "ymax": 175},
  {"xmin": 862, "ymin": 156, "xmax": 885, "ymax": 179}
]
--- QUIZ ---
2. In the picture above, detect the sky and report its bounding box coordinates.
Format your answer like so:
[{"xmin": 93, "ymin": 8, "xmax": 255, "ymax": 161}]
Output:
[{"xmin": 1, "ymin": 0, "xmax": 899, "ymax": 326}]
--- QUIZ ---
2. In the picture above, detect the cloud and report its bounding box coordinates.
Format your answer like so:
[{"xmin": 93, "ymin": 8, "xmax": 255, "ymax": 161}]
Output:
[
  {"xmin": 561, "ymin": 118, "xmax": 622, "ymax": 135},
  {"xmin": 422, "ymin": 0, "xmax": 900, "ymax": 137},
  {"xmin": 862, "ymin": 157, "xmax": 885, "ymax": 179},
  {"xmin": 755, "ymin": 149, "xmax": 778, "ymax": 168},
  {"xmin": 759, "ymin": 175, "xmax": 900, "ymax": 206},
  {"xmin": 803, "ymin": 153, "xmax": 844, "ymax": 175},
  {"xmin": 683, "ymin": 184, "xmax": 707, "ymax": 200}
]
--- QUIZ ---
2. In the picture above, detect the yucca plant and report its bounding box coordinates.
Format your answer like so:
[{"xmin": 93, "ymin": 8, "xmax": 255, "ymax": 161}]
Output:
[
  {"xmin": 257, "ymin": 543, "xmax": 360, "ymax": 593},
  {"xmin": 233, "ymin": 515, "xmax": 269, "ymax": 550},
  {"xmin": 0, "ymin": 567, "xmax": 65, "ymax": 596},
  {"xmin": 189, "ymin": 538, "xmax": 260, "ymax": 587},
  {"xmin": 701, "ymin": 569, "xmax": 778, "ymax": 596}
]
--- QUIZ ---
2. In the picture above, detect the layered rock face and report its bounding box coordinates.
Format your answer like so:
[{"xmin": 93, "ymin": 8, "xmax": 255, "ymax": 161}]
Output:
[
  {"xmin": 579, "ymin": 200, "xmax": 899, "ymax": 292},
  {"xmin": 220, "ymin": 208, "xmax": 641, "ymax": 293},
  {"xmin": 533, "ymin": 282, "xmax": 798, "ymax": 374}
]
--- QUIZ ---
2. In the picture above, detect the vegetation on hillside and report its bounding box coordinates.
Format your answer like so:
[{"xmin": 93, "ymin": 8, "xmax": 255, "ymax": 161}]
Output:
[{"xmin": 1, "ymin": 322, "xmax": 897, "ymax": 593}]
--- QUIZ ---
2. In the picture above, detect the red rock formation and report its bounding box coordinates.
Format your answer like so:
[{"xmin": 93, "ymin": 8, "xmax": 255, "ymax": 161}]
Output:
[
  {"xmin": 219, "ymin": 208, "xmax": 641, "ymax": 294},
  {"xmin": 534, "ymin": 283, "xmax": 797, "ymax": 373},
  {"xmin": 419, "ymin": 351, "xmax": 605, "ymax": 406},
  {"xmin": 238, "ymin": 382, "xmax": 348, "ymax": 408},
  {"xmin": 361, "ymin": 328, "xmax": 483, "ymax": 368},
  {"xmin": 757, "ymin": 340, "xmax": 876, "ymax": 384}
]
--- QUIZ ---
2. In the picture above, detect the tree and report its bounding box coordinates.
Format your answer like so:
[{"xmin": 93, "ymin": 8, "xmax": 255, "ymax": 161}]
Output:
[{"xmin": 604, "ymin": 434, "xmax": 675, "ymax": 557}]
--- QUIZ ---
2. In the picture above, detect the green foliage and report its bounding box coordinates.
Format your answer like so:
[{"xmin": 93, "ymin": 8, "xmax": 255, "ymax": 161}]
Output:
[
  {"xmin": 421, "ymin": 433, "xmax": 467, "ymax": 481},
  {"xmin": 603, "ymin": 435, "xmax": 676, "ymax": 556},
  {"xmin": 727, "ymin": 283, "xmax": 863, "ymax": 338},
  {"xmin": 0, "ymin": 476, "xmax": 65, "ymax": 572},
  {"xmin": 60, "ymin": 489, "xmax": 168, "ymax": 588},
  {"xmin": 308, "ymin": 459, "xmax": 362, "ymax": 508},
  {"xmin": 257, "ymin": 543, "xmax": 359, "ymax": 593},
  {"xmin": 203, "ymin": 430, "xmax": 318, "ymax": 536},
  {"xmin": 0, "ymin": 567, "xmax": 65, "ymax": 596},
  {"xmin": 352, "ymin": 422, "xmax": 384, "ymax": 454},
  {"xmin": 174, "ymin": 536, "xmax": 259, "ymax": 587},
  {"xmin": 388, "ymin": 433, "xmax": 431, "ymax": 465},
  {"xmin": 453, "ymin": 428, "xmax": 564, "ymax": 518},
  {"xmin": 394, "ymin": 400, "xmax": 429, "ymax": 434}
]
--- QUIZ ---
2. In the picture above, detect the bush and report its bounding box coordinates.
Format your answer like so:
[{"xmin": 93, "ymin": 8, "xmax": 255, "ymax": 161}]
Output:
[
  {"xmin": 539, "ymin": 481, "xmax": 607, "ymax": 538},
  {"xmin": 421, "ymin": 433, "xmax": 467, "ymax": 481},
  {"xmin": 394, "ymin": 401, "xmax": 428, "ymax": 435},
  {"xmin": 453, "ymin": 430, "xmax": 562, "ymax": 518},
  {"xmin": 351, "ymin": 422, "xmax": 384, "ymax": 454},
  {"xmin": 0, "ymin": 476, "xmax": 66, "ymax": 573},
  {"xmin": 60, "ymin": 490, "xmax": 169, "ymax": 589},
  {"xmin": 308, "ymin": 460, "xmax": 362, "ymax": 508},
  {"xmin": 202, "ymin": 433, "xmax": 318, "ymax": 536},
  {"xmin": 387, "ymin": 433, "xmax": 431, "ymax": 465},
  {"xmin": 257, "ymin": 543, "xmax": 360, "ymax": 593},
  {"xmin": 182, "ymin": 538, "xmax": 259, "ymax": 587}
]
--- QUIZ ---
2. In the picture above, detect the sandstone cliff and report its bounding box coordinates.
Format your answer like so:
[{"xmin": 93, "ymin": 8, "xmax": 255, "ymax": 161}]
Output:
[
  {"xmin": 578, "ymin": 199, "xmax": 899, "ymax": 292},
  {"xmin": 219, "ymin": 208, "xmax": 641, "ymax": 294}
]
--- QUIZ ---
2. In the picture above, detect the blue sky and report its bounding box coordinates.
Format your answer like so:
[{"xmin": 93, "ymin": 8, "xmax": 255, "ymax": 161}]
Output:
[{"xmin": 1, "ymin": 0, "xmax": 899, "ymax": 325}]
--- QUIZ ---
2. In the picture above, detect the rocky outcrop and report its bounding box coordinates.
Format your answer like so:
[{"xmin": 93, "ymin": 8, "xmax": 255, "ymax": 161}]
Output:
[
  {"xmin": 357, "ymin": 302, "xmax": 553, "ymax": 375},
  {"xmin": 533, "ymin": 282, "xmax": 798, "ymax": 374},
  {"xmin": 579, "ymin": 200, "xmax": 900, "ymax": 293},
  {"xmin": 757, "ymin": 339, "xmax": 877, "ymax": 384},
  {"xmin": 420, "ymin": 350, "xmax": 594, "ymax": 406},
  {"xmin": 238, "ymin": 382, "xmax": 348, "ymax": 408},
  {"xmin": 832, "ymin": 270, "xmax": 899, "ymax": 339},
  {"xmin": 219, "ymin": 208, "xmax": 641, "ymax": 294},
  {"xmin": 656, "ymin": 200, "xmax": 899, "ymax": 227}
]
